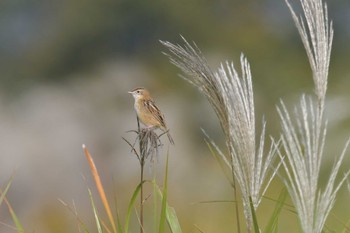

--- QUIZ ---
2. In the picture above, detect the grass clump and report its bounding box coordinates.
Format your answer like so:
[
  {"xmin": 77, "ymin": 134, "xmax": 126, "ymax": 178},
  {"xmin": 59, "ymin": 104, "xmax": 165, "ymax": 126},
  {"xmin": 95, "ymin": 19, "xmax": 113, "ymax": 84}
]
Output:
[{"xmin": 160, "ymin": 0, "xmax": 350, "ymax": 232}]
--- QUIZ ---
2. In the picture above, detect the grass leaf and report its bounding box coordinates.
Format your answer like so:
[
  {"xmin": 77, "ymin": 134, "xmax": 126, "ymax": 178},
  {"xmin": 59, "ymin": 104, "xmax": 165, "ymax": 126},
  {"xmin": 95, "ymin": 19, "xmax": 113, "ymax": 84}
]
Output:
[
  {"xmin": 155, "ymin": 187, "xmax": 182, "ymax": 233},
  {"xmin": 0, "ymin": 175, "xmax": 14, "ymax": 207},
  {"xmin": 83, "ymin": 144, "xmax": 117, "ymax": 233},
  {"xmin": 0, "ymin": 175, "xmax": 24, "ymax": 233},
  {"xmin": 154, "ymin": 153, "xmax": 182, "ymax": 233},
  {"xmin": 88, "ymin": 188, "xmax": 103, "ymax": 233},
  {"xmin": 158, "ymin": 153, "xmax": 169, "ymax": 233},
  {"xmin": 165, "ymin": 205, "xmax": 182, "ymax": 233},
  {"xmin": 4, "ymin": 198, "xmax": 24, "ymax": 233},
  {"xmin": 249, "ymin": 196, "xmax": 260, "ymax": 233},
  {"xmin": 124, "ymin": 180, "xmax": 145, "ymax": 233},
  {"xmin": 112, "ymin": 183, "xmax": 124, "ymax": 233},
  {"xmin": 264, "ymin": 189, "xmax": 288, "ymax": 233}
]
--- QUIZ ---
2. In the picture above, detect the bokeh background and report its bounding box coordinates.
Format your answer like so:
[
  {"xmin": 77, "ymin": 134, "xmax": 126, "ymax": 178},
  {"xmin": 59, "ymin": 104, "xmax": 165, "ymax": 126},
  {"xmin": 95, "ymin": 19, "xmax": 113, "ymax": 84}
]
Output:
[{"xmin": 1, "ymin": 0, "xmax": 350, "ymax": 232}]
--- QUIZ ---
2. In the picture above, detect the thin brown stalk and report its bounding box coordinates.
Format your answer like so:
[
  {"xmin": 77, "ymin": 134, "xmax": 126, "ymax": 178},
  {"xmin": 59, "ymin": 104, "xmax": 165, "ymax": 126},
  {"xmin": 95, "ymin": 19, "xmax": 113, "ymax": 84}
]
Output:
[
  {"xmin": 233, "ymin": 180, "xmax": 241, "ymax": 233},
  {"xmin": 140, "ymin": 161, "xmax": 144, "ymax": 233},
  {"xmin": 123, "ymin": 114, "xmax": 161, "ymax": 233},
  {"xmin": 137, "ymin": 116, "xmax": 145, "ymax": 233}
]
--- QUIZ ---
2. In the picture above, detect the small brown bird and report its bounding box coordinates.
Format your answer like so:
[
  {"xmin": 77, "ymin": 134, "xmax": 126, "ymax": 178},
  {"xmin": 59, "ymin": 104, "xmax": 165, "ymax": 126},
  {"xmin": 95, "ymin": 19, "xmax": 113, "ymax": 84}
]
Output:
[{"xmin": 128, "ymin": 87, "xmax": 174, "ymax": 145}]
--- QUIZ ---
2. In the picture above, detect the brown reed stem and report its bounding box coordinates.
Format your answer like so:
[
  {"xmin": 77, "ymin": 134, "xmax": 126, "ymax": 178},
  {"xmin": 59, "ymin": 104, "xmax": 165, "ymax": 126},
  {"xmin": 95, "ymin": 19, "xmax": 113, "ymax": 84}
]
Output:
[
  {"xmin": 233, "ymin": 178, "xmax": 241, "ymax": 233},
  {"xmin": 123, "ymin": 114, "xmax": 160, "ymax": 233},
  {"xmin": 140, "ymin": 164, "xmax": 144, "ymax": 233},
  {"xmin": 137, "ymin": 116, "xmax": 145, "ymax": 233}
]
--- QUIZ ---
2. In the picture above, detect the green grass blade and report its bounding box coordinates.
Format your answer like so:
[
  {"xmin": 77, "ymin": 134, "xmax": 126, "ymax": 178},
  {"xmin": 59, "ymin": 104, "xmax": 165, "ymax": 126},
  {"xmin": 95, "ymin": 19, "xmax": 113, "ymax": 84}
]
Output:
[
  {"xmin": 264, "ymin": 189, "xmax": 287, "ymax": 233},
  {"xmin": 88, "ymin": 188, "xmax": 103, "ymax": 233},
  {"xmin": 114, "ymin": 197, "xmax": 124, "ymax": 233},
  {"xmin": 165, "ymin": 205, "xmax": 182, "ymax": 233},
  {"xmin": 154, "ymin": 153, "xmax": 182, "ymax": 233},
  {"xmin": 5, "ymin": 198, "xmax": 24, "ymax": 233},
  {"xmin": 155, "ymin": 186, "xmax": 182, "ymax": 233},
  {"xmin": 0, "ymin": 175, "xmax": 14, "ymax": 206},
  {"xmin": 124, "ymin": 180, "xmax": 145, "ymax": 233},
  {"xmin": 111, "ymin": 179, "xmax": 124, "ymax": 233},
  {"xmin": 113, "ymin": 181, "xmax": 123, "ymax": 233},
  {"xmin": 0, "ymin": 176, "xmax": 24, "ymax": 233},
  {"xmin": 152, "ymin": 159, "xmax": 159, "ymax": 233},
  {"xmin": 249, "ymin": 196, "xmax": 260, "ymax": 233},
  {"xmin": 158, "ymin": 152, "xmax": 169, "ymax": 233}
]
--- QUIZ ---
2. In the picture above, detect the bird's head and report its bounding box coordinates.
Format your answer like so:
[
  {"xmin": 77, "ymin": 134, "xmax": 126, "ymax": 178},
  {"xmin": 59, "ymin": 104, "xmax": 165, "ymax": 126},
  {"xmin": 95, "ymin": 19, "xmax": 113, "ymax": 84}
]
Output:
[{"xmin": 128, "ymin": 87, "xmax": 151, "ymax": 100}]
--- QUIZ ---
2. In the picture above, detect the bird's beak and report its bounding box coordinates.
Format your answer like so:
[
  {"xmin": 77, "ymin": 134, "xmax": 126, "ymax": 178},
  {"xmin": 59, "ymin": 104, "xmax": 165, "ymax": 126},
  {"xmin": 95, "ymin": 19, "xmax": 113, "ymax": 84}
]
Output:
[{"xmin": 128, "ymin": 91, "xmax": 133, "ymax": 94}]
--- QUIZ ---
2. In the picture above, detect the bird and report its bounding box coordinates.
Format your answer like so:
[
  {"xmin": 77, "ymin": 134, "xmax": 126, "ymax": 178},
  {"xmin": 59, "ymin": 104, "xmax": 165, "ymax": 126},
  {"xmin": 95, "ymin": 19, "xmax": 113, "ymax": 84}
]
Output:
[{"xmin": 128, "ymin": 87, "xmax": 174, "ymax": 145}]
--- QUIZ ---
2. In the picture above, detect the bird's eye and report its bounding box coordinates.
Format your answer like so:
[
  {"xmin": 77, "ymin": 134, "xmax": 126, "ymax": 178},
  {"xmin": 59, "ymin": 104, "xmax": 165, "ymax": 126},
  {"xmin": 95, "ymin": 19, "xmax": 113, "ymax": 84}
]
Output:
[{"xmin": 136, "ymin": 90, "xmax": 140, "ymax": 93}]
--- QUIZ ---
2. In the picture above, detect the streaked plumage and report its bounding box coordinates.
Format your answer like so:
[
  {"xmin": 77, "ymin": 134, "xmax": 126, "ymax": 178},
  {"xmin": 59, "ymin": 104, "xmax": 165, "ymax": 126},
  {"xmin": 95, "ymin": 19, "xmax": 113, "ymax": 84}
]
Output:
[{"xmin": 128, "ymin": 87, "xmax": 174, "ymax": 145}]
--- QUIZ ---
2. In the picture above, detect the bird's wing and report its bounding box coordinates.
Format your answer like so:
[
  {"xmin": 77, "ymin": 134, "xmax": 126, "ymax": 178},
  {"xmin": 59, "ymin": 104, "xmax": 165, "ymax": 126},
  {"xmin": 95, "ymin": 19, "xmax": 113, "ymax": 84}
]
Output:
[{"xmin": 144, "ymin": 99, "xmax": 167, "ymax": 128}]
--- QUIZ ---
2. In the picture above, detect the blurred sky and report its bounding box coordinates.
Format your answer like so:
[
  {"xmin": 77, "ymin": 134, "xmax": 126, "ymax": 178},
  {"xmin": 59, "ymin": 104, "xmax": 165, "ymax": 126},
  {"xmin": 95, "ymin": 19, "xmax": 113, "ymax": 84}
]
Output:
[{"xmin": 0, "ymin": 1, "xmax": 350, "ymax": 233}]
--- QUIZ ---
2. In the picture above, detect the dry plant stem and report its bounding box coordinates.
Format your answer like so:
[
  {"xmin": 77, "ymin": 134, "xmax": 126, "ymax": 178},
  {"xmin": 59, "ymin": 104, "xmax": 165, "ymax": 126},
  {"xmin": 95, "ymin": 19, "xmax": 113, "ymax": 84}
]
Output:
[
  {"xmin": 232, "ymin": 175, "xmax": 241, "ymax": 233},
  {"xmin": 140, "ymin": 164, "xmax": 144, "ymax": 233},
  {"xmin": 124, "ymin": 115, "xmax": 160, "ymax": 233},
  {"xmin": 137, "ymin": 115, "xmax": 145, "ymax": 233}
]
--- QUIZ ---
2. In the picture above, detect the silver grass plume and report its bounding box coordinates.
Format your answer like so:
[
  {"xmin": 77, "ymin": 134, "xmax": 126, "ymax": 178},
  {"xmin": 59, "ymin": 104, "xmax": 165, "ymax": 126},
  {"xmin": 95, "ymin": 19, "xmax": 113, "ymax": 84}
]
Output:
[
  {"xmin": 277, "ymin": 96, "xmax": 349, "ymax": 233},
  {"xmin": 285, "ymin": 0, "xmax": 333, "ymax": 106},
  {"xmin": 161, "ymin": 38, "xmax": 277, "ymax": 231},
  {"xmin": 278, "ymin": 0, "xmax": 350, "ymax": 232}
]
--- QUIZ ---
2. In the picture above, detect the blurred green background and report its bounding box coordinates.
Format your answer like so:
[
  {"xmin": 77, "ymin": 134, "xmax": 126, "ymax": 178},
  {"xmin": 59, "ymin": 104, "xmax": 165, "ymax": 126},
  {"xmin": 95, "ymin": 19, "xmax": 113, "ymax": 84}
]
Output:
[{"xmin": 0, "ymin": 0, "xmax": 349, "ymax": 232}]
